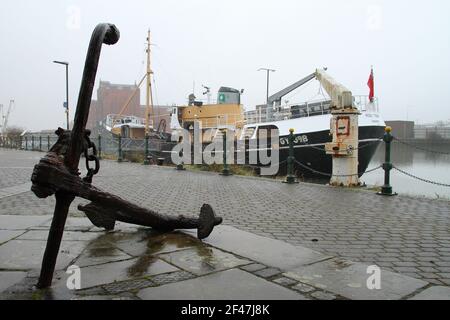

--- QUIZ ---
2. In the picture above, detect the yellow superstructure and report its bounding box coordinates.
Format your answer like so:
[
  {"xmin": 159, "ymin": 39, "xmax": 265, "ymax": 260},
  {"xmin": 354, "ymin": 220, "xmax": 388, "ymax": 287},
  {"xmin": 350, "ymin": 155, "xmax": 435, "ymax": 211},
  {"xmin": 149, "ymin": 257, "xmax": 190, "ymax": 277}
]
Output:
[{"xmin": 179, "ymin": 103, "xmax": 245, "ymax": 129}]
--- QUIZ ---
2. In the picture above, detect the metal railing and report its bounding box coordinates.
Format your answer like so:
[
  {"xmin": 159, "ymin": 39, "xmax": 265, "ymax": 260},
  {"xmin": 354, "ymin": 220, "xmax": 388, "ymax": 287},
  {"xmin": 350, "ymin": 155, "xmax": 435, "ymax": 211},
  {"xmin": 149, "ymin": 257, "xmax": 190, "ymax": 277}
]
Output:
[{"xmin": 245, "ymin": 96, "xmax": 379, "ymax": 125}]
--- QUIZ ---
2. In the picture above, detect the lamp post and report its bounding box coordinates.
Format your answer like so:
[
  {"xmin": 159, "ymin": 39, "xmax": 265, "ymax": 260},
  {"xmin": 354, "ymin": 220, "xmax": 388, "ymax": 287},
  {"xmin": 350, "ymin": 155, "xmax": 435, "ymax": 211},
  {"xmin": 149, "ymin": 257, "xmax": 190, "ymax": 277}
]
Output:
[
  {"xmin": 258, "ymin": 67, "xmax": 276, "ymax": 104},
  {"xmin": 53, "ymin": 60, "xmax": 69, "ymax": 130}
]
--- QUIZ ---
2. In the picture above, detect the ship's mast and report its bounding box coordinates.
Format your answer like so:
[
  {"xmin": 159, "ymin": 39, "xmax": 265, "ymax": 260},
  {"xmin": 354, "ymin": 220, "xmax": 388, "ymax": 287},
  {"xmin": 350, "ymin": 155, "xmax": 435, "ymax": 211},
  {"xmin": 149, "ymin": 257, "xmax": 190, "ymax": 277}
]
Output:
[{"xmin": 145, "ymin": 30, "xmax": 154, "ymax": 135}]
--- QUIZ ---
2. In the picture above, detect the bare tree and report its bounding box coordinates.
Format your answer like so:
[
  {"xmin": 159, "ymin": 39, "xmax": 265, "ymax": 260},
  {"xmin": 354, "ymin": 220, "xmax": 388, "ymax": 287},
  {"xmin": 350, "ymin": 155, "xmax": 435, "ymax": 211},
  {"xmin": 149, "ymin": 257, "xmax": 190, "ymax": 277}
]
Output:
[{"xmin": 5, "ymin": 126, "xmax": 25, "ymax": 139}]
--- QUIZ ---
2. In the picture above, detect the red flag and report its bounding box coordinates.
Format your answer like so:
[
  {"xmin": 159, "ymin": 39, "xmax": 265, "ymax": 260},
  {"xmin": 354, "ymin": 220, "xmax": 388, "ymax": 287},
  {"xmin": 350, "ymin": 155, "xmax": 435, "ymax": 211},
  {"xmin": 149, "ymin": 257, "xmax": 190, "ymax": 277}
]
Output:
[{"xmin": 367, "ymin": 67, "xmax": 374, "ymax": 102}]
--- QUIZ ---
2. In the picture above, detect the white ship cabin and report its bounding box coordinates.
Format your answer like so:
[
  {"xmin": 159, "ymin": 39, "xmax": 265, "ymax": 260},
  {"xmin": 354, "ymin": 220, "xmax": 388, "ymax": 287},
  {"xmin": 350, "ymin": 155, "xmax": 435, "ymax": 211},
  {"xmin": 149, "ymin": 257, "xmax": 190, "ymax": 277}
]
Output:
[
  {"xmin": 105, "ymin": 114, "xmax": 153, "ymax": 139},
  {"xmin": 242, "ymin": 96, "xmax": 381, "ymax": 140}
]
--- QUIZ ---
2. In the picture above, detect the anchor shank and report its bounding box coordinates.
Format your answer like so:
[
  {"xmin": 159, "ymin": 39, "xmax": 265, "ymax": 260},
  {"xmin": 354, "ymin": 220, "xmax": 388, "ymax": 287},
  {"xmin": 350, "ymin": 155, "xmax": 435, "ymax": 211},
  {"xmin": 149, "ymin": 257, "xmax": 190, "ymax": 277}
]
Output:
[{"xmin": 36, "ymin": 192, "xmax": 74, "ymax": 288}]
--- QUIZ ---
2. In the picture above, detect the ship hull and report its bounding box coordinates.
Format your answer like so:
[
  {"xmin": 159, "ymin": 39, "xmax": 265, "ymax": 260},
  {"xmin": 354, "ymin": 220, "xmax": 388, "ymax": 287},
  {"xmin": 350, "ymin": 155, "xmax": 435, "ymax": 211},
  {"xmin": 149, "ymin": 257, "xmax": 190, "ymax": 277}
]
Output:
[
  {"xmin": 237, "ymin": 111, "xmax": 386, "ymax": 178},
  {"xmin": 273, "ymin": 125, "xmax": 384, "ymax": 177},
  {"xmin": 229, "ymin": 125, "xmax": 383, "ymax": 178}
]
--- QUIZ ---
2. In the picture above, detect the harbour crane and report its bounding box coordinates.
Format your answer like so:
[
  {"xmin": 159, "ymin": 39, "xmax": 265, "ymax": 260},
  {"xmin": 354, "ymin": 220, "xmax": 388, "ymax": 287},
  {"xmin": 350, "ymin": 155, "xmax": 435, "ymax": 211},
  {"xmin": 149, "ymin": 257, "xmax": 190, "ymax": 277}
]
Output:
[
  {"xmin": 1, "ymin": 100, "xmax": 14, "ymax": 137},
  {"xmin": 266, "ymin": 67, "xmax": 354, "ymax": 114},
  {"xmin": 267, "ymin": 69, "xmax": 359, "ymax": 186}
]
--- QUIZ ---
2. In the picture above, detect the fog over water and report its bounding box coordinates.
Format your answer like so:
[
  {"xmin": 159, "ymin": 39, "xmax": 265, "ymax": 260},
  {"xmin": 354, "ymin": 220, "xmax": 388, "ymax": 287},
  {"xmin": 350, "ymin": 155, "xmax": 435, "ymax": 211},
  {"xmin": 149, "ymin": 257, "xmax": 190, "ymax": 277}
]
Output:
[{"xmin": 1, "ymin": 0, "xmax": 450, "ymax": 131}]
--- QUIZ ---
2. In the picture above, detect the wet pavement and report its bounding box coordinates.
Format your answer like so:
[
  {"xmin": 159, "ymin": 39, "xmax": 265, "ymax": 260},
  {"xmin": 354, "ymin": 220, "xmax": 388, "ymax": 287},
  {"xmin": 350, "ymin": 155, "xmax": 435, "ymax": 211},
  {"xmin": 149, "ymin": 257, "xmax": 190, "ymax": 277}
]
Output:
[{"xmin": 0, "ymin": 149, "xmax": 450, "ymax": 299}]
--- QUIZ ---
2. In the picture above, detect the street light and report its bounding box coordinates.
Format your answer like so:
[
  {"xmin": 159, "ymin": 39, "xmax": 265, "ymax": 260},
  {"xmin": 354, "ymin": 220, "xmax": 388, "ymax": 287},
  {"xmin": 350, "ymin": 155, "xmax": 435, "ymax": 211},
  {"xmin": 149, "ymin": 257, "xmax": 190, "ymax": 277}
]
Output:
[
  {"xmin": 53, "ymin": 60, "xmax": 69, "ymax": 130},
  {"xmin": 258, "ymin": 67, "xmax": 276, "ymax": 105}
]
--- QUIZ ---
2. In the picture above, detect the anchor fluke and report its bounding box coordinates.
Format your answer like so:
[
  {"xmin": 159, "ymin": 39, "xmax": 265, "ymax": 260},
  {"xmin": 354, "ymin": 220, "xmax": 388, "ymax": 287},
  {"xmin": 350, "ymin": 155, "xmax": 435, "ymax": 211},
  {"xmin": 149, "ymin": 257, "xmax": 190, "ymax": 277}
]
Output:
[{"xmin": 197, "ymin": 204, "xmax": 223, "ymax": 240}]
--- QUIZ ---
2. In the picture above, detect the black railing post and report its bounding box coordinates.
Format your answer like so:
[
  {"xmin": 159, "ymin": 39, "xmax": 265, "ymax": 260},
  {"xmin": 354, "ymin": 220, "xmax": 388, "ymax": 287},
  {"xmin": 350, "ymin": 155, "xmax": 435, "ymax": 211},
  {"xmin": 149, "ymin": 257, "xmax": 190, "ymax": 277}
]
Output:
[
  {"xmin": 284, "ymin": 128, "xmax": 298, "ymax": 184},
  {"xmin": 117, "ymin": 134, "xmax": 123, "ymax": 162},
  {"xmin": 97, "ymin": 134, "xmax": 102, "ymax": 160},
  {"xmin": 378, "ymin": 126, "xmax": 397, "ymax": 196},
  {"xmin": 47, "ymin": 135, "xmax": 51, "ymax": 151}
]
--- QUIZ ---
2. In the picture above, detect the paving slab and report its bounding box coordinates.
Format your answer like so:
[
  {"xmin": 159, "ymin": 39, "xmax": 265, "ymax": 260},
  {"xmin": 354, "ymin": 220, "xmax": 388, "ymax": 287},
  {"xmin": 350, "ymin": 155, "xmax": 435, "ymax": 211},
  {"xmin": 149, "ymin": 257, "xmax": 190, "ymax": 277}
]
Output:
[
  {"xmin": 159, "ymin": 247, "xmax": 250, "ymax": 276},
  {"xmin": 17, "ymin": 230, "xmax": 101, "ymax": 242},
  {"xmin": 200, "ymin": 225, "xmax": 331, "ymax": 270},
  {"xmin": 409, "ymin": 286, "xmax": 450, "ymax": 300},
  {"xmin": 283, "ymin": 258, "xmax": 428, "ymax": 300},
  {"xmin": 254, "ymin": 268, "xmax": 282, "ymax": 278},
  {"xmin": 105, "ymin": 230, "xmax": 201, "ymax": 257},
  {"xmin": 0, "ymin": 230, "xmax": 24, "ymax": 244},
  {"xmin": 310, "ymin": 291, "xmax": 337, "ymax": 300},
  {"xmin": 292, "ymin": 283, "xmax": 316, "ymax": 294},
  {"xmin": 55, "ymin": 257, "xmax": 178, "ymax": 290},
  {"xmin": 39, "ymin": 217, "xmax": 94, "ymax": 231},
  {"xmin": 0, "ymin": 183, "xmax": 32, "ymax": 199},
  {"xmin": 0, "ymin": 271, "xmax": 27, "ymax": 292},
  {"xmin": 0, "ymin": 215, "xmax": 52, "ymax": 230},
  {"xmin": 71, "ymin": 295, "xmax": 135, "ymax": 300},
  {"xmin": 137, "ymin": 269, "xmax": 306, "ymax": 300},
  {"xmin": 0, "ymin": 240, "xmax": 87, "ymax": 270},
  {"xmin": 74, "ymin": 243, "xmax": 133, "ymax": 267}
]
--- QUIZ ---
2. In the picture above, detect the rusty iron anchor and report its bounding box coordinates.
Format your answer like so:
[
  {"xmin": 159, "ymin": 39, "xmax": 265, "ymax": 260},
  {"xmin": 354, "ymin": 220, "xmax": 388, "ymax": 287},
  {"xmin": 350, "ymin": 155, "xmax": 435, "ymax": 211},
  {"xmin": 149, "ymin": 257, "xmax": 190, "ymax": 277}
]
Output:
[{"xmin": 31, "ymin": 23, "xmax": 222, "ymax": 289}]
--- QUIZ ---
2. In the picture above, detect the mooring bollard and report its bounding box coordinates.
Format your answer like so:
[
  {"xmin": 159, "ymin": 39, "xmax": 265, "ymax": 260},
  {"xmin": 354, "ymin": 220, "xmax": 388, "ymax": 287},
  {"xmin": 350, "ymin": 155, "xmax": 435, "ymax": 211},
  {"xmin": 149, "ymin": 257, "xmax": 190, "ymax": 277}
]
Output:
[
  {"xmin": 284, "ymin": 128, "xmax": 299, "ymax": 184},
  {"xmin": 117, "ymin": 134, "xmax": 123, "ymax": 162},
  {"xmin": 378, "ymin": 126, "xmax": 397, "ymax": 196},
  {"xmin": 97, "ymin": 134, "xmax": 102, "ymax": 160},
  {"xmin": 220, "ymin": 130, "xmax": 232, "ymax": 176},
  {"xmin": 143, "ymin": 134, "xmax": 150, "ymax": 165},
  {"xmin": 47, "ymin": 135, "xmax": 51, "ymax": 151}
]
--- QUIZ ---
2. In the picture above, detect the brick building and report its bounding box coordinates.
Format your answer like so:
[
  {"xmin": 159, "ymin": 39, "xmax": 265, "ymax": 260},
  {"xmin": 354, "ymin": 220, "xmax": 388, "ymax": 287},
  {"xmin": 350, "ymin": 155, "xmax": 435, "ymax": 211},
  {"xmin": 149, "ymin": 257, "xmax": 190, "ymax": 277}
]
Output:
[
  {"xmin": 87, "ymin": 81, "xmax": 142, "ymax": 129},
  {"xmin": 86, "ymin": 80, "xmax": 172, "ymax": 132}
]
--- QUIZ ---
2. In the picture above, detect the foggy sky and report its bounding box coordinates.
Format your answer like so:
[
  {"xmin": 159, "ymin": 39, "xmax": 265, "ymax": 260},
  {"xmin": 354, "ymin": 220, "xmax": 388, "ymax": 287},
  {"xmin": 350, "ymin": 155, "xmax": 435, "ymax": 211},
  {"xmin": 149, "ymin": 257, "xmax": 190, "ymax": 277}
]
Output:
[{"xmin": 1, "ymin": 0, "xmax": 450, "ymax": 131}]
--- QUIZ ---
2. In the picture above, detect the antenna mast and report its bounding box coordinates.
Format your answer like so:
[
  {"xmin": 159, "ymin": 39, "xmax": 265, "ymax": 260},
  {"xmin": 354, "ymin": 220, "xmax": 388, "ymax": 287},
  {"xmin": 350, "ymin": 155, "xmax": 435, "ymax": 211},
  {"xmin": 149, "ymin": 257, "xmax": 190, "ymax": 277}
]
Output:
[{"xmin": 145, "ymin": 30, "xmax": 154, "ymax": 135}]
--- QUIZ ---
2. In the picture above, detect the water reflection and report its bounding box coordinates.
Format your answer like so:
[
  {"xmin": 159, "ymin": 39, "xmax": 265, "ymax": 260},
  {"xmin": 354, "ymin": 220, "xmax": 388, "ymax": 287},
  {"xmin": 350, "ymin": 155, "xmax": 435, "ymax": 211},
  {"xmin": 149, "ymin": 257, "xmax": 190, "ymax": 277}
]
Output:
[{"xmin": 363, "ymin": 141, "xmax": 450, "ymax": 199}]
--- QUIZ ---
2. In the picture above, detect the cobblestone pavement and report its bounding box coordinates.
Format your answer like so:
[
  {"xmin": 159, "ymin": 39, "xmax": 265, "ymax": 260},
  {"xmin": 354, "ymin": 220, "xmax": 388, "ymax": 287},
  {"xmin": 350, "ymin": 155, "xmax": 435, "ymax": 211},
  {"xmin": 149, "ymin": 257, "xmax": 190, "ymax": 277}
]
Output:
[{"xmin": 1, "ymin": 149, "xmax": 450, "ymax": 286}]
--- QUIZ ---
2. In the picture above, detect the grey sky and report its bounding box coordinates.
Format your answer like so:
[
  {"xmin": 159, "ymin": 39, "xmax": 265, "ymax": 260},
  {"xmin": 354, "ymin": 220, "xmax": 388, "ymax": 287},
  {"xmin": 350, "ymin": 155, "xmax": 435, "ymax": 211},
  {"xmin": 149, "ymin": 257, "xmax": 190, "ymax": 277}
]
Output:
[{"xmin": 1, "ymin": 0, "xmax": 449, "ymax": 131}]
